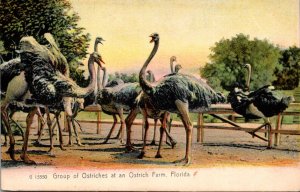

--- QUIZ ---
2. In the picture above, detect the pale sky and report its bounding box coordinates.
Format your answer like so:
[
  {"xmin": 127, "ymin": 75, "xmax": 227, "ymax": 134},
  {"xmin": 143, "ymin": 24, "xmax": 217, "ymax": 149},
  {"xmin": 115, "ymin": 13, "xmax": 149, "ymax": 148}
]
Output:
[{"xmin": 70, "ymin": 0, "xmax": 299, "ymax": 78}]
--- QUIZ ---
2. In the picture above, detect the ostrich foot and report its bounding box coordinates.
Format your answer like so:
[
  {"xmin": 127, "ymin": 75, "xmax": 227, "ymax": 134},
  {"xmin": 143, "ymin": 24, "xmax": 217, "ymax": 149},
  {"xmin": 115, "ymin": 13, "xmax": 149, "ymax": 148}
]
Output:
[
  {"xmin": 20, "ymin": 154, "xmax": 36, "ymax": 165},
  {"xmin": 118, "ymin": 139, "xmax": 125, "ymax": 145},
  {"xmin": 3, "ymin": 141, "xmax": 8, "ymax": 147},
  {"xmin": 137, "ymin": 151, "xmax": 145, "ymax": 159},
  {"xmin": 33, "ymin": 140, "xmax": 43, "ymax": 146},
  {"xmin": 7, "ymin": 145, "xmax": 17, "ymax": 161},
  {"xmin": 125, "ymin": 145, "xmax": 136, "ymax": 153},
  {"xmin": 155, "ymin": 153, "xmax": 162, "ymax": 158},
  {"xmin": 76, "ymin": 142, "xmax": 86, "ymax": 147},
  {"xmin": 173, "ymin": 158, "xmax": 191, "ymax": 166},
  {"xmin": 101, "ymin": 139, "xmax": 109, "ymax": 144},
  {"xmin": 48, "ymin": 148, "xmax": 55, "ymax": 157},
  {"xmin": 150, "ymin": 140, "xmax": 156, "ymax": 146},
  {"xmin": 60, "ymin": 145, "xmax": 66, "ymax": 151},
  {"xmin": 166, "ymin": 140, "xmax": 177, "ymax": 149},
  {"xmin": 66, "ymin": 141, "xmax": 73, "ymax": 147}
]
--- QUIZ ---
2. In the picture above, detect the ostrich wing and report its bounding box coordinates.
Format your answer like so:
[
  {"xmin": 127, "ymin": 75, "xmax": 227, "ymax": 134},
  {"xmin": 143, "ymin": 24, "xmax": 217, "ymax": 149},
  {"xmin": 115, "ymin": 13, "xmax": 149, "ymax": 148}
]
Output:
[
  {"xmin": 114, "ymin": 83, "xmax": 142, "ymax": 108},
  {"xmin": 251, "ymin": 87, "xmax": 293, "ymax": 117},
  {"xmin": 150, "ymin": 74, "xmax": 225, "ymax": 112},
  {"xmin": 0, "ymin": 58, "xmax": 25, "ymax": 92}
]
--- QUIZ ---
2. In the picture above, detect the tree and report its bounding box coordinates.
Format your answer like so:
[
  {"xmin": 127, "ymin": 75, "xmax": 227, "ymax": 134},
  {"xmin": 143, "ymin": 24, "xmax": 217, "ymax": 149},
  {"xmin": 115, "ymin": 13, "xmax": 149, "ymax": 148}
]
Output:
[
  {"xmin": 200, "ymin": 34, "xmax": 281, "ymax": 91},
  {"xmin": 0, "ymin": 0, "xmax": 90, "ymax": 84},
  {"xmin": 0, "ymin": 40, "xmax": 7, "ymax": 63},
  {"xmin": 273, "ymin": 46, "xmax": 300, "ymax": 90},
  {"xmin": 108, "ymin": 72, "xmax": 139, "ymax": 83}
]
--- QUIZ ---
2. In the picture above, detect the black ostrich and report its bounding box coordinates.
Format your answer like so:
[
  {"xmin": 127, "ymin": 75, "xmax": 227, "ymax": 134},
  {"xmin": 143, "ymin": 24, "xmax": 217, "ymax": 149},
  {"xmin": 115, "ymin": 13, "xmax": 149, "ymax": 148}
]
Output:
[
  {"xmin": 17, "ymin": 36, "xmax": 103, "ymax": 164},
  {"xmin": 227, "ymin": 64, "xmax": 294, "ymax": 147},
  {"xmin": 144, "ymin": 59, "xmax": 182, "ymax": 146},
  {"xmin": 1, "ymin": 34, "xmax": 86, "ymax": 161},
  {"xmin": 139, "ymin": 69, "xmax": 178, "ymax": 148},
  {"xmin": 96, "ymin": 66, "xmax": 141, "ymax": 144},
  {"xmin": 126, "ymin": 33, "xmax": 225, "ymax": 165}
]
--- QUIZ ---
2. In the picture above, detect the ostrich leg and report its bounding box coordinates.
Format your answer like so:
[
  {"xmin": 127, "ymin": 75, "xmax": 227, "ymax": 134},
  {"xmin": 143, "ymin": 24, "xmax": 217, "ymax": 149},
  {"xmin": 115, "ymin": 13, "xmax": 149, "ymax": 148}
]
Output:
[
  {"xmin": 125, "ymin": 107, "xmax": 139, "ymax": 152},
  {"xmin": 164, "ymin": 113, "xmax": 177, "ymax": 148},
  {"xmin": 71, "ymin": 117, "xmax": 83, "ymax": 146},
  {"xmin": 20, "ymin": 108, "xmax": 37, "ymax": 164},
  {"xmin": 67, "ymin": 116, "xmax": 73, "ymax": 146},
  {"xmin": 1, "ymin": 104, "xmax": 16, "ymax": 161},
  {"xmin": 138, "ymin": 112, "xmax": 150, "ymax": 159},
  {"xmin": 116, "ymin": 108, "xmax": 125, "ymax": 144},
  {"xmin": 54, "ymin": 112, "xmax": 66, "ymax": 150},
  {"xmin": 150, "ymin": 119, "xmax": 158, "ymax": 145},
  {"xmin": 45, "ymin": 107, "xmax": 55, "ymax": 156},
  {"xmin": 173, "ymin": 100, "xmax": 192, "ymax": 166},
  {"xmin": 102, "ymin": 114, "xmax": 118, "ymax": 144},
  {"xmin": 1, "ymin": 121, "xmax": 8, "ymax": 146},
  {"xmin": 155, "ymin": 113, "xmax": 168, "ymax": 158}
]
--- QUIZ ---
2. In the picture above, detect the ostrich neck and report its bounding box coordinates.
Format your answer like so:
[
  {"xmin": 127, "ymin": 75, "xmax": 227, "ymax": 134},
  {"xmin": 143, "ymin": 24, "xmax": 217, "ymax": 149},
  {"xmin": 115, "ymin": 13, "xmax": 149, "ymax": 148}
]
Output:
[
  {"xmin": 139, "ymin": 40, "xmax": 159, "ymax": 94},
  {"xmin": 170, "ymin": 59, "xmax": 174, "ymax": 73},
  {"xmin": 246, "ymin": 65, "xmax": 251, "ymax": 89},
  {"xmin": 97, "ymin": 65, "xmax": 103, "ymax": 90},
  {"xmin": 72, "ymin": 55, "xmax": 97, "ymax": 97},
  {"xmin": 102, "ymin": 67, "xmax": 108, "ymax": 88},
  {"xmin": 94, "ymin": 40, "xmax": 99, "ymax": 52}
]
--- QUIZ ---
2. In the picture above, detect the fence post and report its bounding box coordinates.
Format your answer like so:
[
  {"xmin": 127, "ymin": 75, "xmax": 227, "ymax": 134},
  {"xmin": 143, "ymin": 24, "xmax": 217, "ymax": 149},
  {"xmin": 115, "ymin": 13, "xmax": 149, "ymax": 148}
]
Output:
[
  {"xmin": 274, "ymin": 113, "xmax": 282, "ymax": 146},
  {"xmin": 197, "ymin": 113, "xmax": 204, "ymax": 143},
  {"xmin": 97, "ymin": 111, "xmax": 101, "ymax": 135}
]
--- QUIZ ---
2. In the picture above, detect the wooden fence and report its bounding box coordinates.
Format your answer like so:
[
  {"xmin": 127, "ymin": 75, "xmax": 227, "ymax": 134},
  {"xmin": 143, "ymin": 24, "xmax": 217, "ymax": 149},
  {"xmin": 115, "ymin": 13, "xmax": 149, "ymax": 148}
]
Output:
[{"xmin": 77, "ymin": 103, "xmax": 300, "ymax": 147}]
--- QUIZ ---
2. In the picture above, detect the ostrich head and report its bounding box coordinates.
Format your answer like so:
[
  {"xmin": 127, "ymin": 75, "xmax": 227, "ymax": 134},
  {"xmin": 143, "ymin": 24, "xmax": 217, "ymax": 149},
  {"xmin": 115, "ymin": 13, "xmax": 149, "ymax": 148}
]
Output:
[
  {"xmin": 175, "ymin": 64, "xmax": 182, "ymax": 73},
  {"xmin": 170, "ymin": 56, "xmax": 176, "ymax": 62},
  {"xmin": 149, "ymin": 33, "xmax": 159, "ymax": 43},
  {"xmin": 95, "ymin": 37, "xmax": 105, "ymax": 45},
  {"xmin": 17, "ymin": 36, "xmax": 56, "ymax": 65}
]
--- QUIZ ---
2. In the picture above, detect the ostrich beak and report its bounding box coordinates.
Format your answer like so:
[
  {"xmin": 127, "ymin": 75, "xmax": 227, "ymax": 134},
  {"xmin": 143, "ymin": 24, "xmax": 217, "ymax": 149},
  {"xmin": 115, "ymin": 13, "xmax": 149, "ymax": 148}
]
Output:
[
  {"xmin": 100, "ymin": 57, "xmax": 105, "ymax": 64},
  {"xmin": 100, "ymin": 39, "xmax": 105, "ymax": 44},
  {"xmin": 149, "ymin": 35, "xmax": 155, "ymax": 43}
]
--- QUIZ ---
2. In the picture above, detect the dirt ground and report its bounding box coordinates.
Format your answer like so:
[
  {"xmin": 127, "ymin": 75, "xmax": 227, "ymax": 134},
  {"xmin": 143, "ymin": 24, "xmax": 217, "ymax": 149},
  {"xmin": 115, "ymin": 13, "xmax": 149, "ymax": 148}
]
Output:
[{"xmin": 1, "ymin": 120, "xmax": 300, "ymax": 169}]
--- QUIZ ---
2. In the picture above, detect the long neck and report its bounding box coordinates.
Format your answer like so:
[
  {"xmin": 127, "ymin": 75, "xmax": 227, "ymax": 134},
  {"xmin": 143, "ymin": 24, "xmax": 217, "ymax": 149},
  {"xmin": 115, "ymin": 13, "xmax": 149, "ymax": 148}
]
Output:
[
  {"xmin": 102, "ymin": 67, "xmax": 108, "ymax": 87},
  {"xmin": 139, "ymin": 40, "xmax": 159, "ymax": 94},
  {"xmin": 246, "ymin": 64, "xmax": 251, "ymax": 90},
  {"xmin": 73, "ymin": 55, "xmax": 97, "ymax": 97},
  {"xmin": 94, "ymin": 40, "xmax": 99, "ymax": 52},
  {"xmin": 97, "ymin": 65, "xmax": 103, "ymax": 91},
  {"xmin": 170, "ymin": 58, "xmax": 174, "ymax": 73}
]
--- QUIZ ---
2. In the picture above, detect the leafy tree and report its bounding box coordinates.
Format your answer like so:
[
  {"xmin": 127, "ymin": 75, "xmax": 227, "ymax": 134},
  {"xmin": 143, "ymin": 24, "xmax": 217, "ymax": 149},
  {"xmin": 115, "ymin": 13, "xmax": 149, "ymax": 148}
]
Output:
[
  {"xmin": 108, "ymin": 72, "xmax": 139, "ymax": 83},
  {"xmin": 0, "ymin": 0, "xmax": 90, "ymax": 85},
  {"xmin": 273, "ymin": 46, "xmax": 300, "ymax": 90},
  {"xmin": 0, "ymin": 40, "xmax": 7, "ymax": 63},
  {"xmin": 200, "ymin": 34, "xmax": 281, "ymax": 91}
]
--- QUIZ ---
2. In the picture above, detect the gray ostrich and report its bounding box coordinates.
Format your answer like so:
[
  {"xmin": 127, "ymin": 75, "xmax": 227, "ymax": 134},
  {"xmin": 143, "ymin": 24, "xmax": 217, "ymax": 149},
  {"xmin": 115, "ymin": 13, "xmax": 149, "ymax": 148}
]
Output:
[
  {"xmin": 144, "ymin": 69, "xmax": 177, "ymax": 147},
  {"xmin": 227, "ymin": 64, "xmax": 294, "ymax": 147},
  {"xmin": 97, "ymin": 65, "xmax": 140, "ymax": 144},
  {"xmin": 127, "ymin": 33, "xmax": 225, "ymax": 165},
  {"xmin": 1, "ymin": 34, "xmax": 85, "ymax": 160},
  {"xmin": 15, "ymin": 36, "xmax": 103, "ymax": 164}
]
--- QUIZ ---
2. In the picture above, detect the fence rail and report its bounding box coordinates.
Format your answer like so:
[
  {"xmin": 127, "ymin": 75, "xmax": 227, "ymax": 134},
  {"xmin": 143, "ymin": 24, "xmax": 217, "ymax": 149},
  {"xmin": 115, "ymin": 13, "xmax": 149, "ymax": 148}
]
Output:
[{"xmin": 78, "ymin": 103, "xmax": 300, "ymax": 147}]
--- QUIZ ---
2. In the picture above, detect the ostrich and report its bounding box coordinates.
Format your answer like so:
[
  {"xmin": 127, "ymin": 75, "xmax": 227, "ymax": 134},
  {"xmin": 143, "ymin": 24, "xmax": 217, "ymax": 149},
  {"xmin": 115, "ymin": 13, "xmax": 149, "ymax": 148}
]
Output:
[
  {"xmin": 15, "ymin": 36, "xmax": 103, "ymax": 164},
  {"xmin": 227, "ymin": 64, "xmax": 294, "ymax": 147},
  {"xmin": 126, "ymin": 33, "xmax": 225, "ymax": 165},
  {"xmin": 144, "ymin": 69, "xmax": 177, "ymax": 147},
  {"xmin": 97, "ymin": 65, "xmax": 140, "ymax": 144},
  {"xmin": 1, "ymin": 34, "xmax": 85, "ymax": 159}
]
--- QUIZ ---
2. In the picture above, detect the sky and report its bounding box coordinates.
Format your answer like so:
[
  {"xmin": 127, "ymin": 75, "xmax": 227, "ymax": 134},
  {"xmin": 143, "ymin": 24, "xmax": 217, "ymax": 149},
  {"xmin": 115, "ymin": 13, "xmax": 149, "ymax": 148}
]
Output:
[{"xmin": 70, "ymin": 0, "xmax": 299, "ymax": 78}]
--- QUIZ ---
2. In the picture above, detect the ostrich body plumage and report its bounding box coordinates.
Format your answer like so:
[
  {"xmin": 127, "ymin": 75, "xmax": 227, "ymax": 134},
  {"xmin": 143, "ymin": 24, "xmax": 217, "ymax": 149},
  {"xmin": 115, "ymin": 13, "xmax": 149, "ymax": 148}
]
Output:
[
  {"xmin": 228, "ymin": 85, "xmax": 294, "ymax": 119},
  {"xmin": 97, "ymin": 82, "xmax": 141, "ymax": 114},
  {"xmin": 0, "ymin": 58, "xmax": 25, "ymax": 93},
  {"xmin": 145, "ymin": 73, "xmax": 225, "ymax": 113}
]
